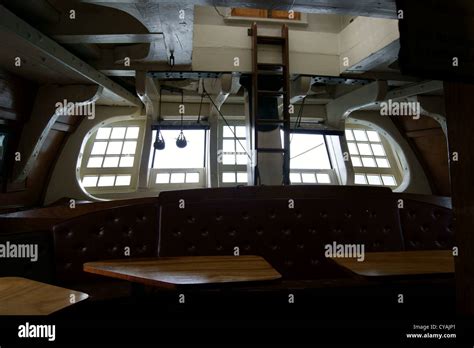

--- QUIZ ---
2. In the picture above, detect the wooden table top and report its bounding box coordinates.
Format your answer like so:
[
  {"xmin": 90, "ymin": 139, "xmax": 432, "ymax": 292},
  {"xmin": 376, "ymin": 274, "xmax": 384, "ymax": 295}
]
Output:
[
  {"xmin": 0, "ymin": 277, "xmax": 89, "ymax": 315},
  {"xmin": 84, "ymin": 255, "xmax": 282, "ymax": 289},
  {"xmin": 329, "ymin": 250, "xmax": 455, "ymax": 277}
]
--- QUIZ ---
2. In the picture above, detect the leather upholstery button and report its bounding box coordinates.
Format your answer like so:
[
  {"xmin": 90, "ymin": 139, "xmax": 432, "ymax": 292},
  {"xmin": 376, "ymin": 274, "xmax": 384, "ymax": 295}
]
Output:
[{"xmin": 282, "ymin": 229, "xmax": 291, "ymax": 236}]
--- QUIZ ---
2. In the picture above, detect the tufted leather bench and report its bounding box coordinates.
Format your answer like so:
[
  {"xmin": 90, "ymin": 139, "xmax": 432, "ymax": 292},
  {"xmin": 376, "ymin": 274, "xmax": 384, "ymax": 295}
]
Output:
[
  {"xmin": 397, "ymin": 194, "xmax": 454, "ymax": 250},
  {"xmin": 0, "ymin": 198, "xmax": 160, "ymax": 300},
  {"xmin": 158, "ymin": 186, "xmax": 405, "ymax": 280},
  {"xmin": 52, "ymin": 201, "xmax": 159, "ymax": 284}
]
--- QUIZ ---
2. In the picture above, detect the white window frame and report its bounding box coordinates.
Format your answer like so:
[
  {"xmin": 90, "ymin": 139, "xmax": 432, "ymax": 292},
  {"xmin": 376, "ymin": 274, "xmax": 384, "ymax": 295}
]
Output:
[
  {"xmin": 79, "ymin": 121, "xmax": 144, "ymax": 195},
  {"xmin": 288, "ymin": 132, "xmax": 339, "ymax": 185},
  {"xmin": 345, "ymin": 125, "xmax": 403, "ymax": 188},
  {"xmin": 218, "ymin": 120, "xmax": 250, "ymax": 187},
  {"xmin": 148, "ymin": 128, "xmax": 208, "ymax": 190}
]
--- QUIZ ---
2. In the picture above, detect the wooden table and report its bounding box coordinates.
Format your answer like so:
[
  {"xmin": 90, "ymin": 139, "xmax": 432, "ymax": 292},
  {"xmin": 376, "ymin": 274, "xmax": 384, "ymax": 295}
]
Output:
[
  {"xmin": 84, "ymin": 255, "xmax": 282, "ymax": 289},
  {"xmin": 329, "ymin": 250, "xmax": 454, "ymax": 277},
  {"xmin": 0, "ymin": 277, "xmax": 89, "ymax": 315}
]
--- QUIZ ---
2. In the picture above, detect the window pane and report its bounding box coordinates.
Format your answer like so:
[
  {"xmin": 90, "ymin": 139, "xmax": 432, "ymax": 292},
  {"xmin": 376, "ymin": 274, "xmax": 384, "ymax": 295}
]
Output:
[
  {"xmin": 367, "ymin": 174, "xmax": 382, "ymax": 186},
  {"xmin": 222, "ymin": 172, "xmax": 236, "ymax": 183},
  {"xmin": 348, "ymin": 142, "xmax": 359, "ymax": 155},
  {"xmin": 354, "ymin": 174, "xmax": 367, "ymax": 185},
  {"xmin": 91, "ymin": 142, "xmax": 107, "ymax": 155},
  {"xmin": 223, "ymin": 139, "xmax": 235, "ymax": 152},
  {"xmin": 361, "ymin": 157, "xmax": 377, "ymax": 167},
  {"xmin": 119, "ymin": 156, "xmax": 134, "ymax": 167},
  {"xmin": 235, "ymin": 140, "xmax": 247, "ymax": 153},
  {"xmin": 351, "ymin": 156, "xmax": 362, "ymax": 167},
  {"xmin": 301, "ymin": 173, "xmax": 316, "ymax": 183},
  {"xmin": 115, "ymin": 175, "xmax": 131, "ymax": 186},
  {"xmin": 290, "ymin": 173, "xmax": 302, "ymax": 183},
  {"xmin": 82, "ymin": 176, "xmax": 98, "ymax": 187},
  {"xmin": 186, "ymin": 172, "xmax": 200, "ymax": 183},
  {"xmin": 345, "ymin": 130, "xmax": 354, "ymax": 141},
  {"xmin": 357, "ymin": 143, "xmax": 372, "ymax": 156},
  {"xmin": 153, "ymin": 130, "xmax": 205, "ymax": 169},
  {"xmin": 96, "ymin": 128, "xmax": 111, "ymax": 140},
  {"xmin": 110, "ymin": 127, "xmax": 126, "ymax": 139},
  {"xmin": 376, "ymin": 158, "xmax": 390, "ymax": 168},
  {"xmin": 381, "ymin": 175, "xmax": 396, "ymax": 186},
  {"xmin": 237, "ymin": 172, "xmax": 248, "ymax": 183},
  {"xmin": 103, "ymin": 157, "xmax": 120, "ymax": 168},
  {"xmin": 122, "ymin": 141, "xmax": 137, "ymax": 155},
  {"xmin": 371, "ymin": 144, "xmax": 385, "ymax": 156},
  {"xmin": 126, "ymin": 127, "xmax": 140, "ymax": 139},
  {"xmin": 87, "ymin": 157, "xmax": 103, "ymax": 168},
  {"xmin": 170, "ymin": 173, "xmax": 185, "ymax": 183},
  {"xmin": 316, "ymin": 173, "xmax": 331, "ymax": 184},
  {"xmin": 98, "ymin": 175, "xmax": 115, "ymax": 187},
  {"xmin": 106, "ymin": 141, "xmax": 123, "ymax": 155},
  {"xmin": 223, "ymin": 126, "xmax": 235, "ymax": 138},
  {"xmin": 367, "ymin": 131, "xmax": 381, "ymax": 142},
  {"xmin": 156, "ymin": 173, "xmax": 170, "ymax": 184},
  {"xmin": 353, "ymin": 130, "xmax": 368, "ymax": 141},
  {"xmin": 236, "ymin": 154, "xmax": 247, "ymax": 165},
  {"xmin": 222, "ymin": 154, "xmax": 236, "ymax": 165},
  {"xmin": 235, "ymin": 126, "xmax": 246, "ymax": 138},
  {"xmin": 290, "ymin": 134, "xmax": 331, "ymax": 170}
]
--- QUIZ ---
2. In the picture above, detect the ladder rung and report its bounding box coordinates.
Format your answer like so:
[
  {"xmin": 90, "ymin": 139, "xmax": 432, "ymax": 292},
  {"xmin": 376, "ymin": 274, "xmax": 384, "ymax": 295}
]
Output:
[
  {"xmin": 257, "ymin": 90, "xmax": 287, "ymax": 96},
  {"xmin": 257, "ymin": 36, "xmax": 285, "ymax": 45},
  {"xmin": 257, "ymin": 63, "xmax": 284, "ymax": 71},
  {"xmin": 256, "ymin": 147, "xmax": 288, "ymax": 153}
]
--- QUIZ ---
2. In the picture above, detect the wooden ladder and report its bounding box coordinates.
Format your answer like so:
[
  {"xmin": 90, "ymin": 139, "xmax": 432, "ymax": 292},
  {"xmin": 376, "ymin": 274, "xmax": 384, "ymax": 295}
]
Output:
[{"xmin": 249, "ymin": 23, "xmax": 291, "ymax": 185}]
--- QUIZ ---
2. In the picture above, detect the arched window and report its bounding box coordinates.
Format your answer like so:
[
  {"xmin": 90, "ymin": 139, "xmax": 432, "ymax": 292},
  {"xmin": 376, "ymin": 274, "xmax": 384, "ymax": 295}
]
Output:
[
  {"xmin": 345, "ymin": 125, "xmax": 403, "ymax": 188},
  {"xmin": 79, "ymin": 121, "xmax": 144, "ymax": 195}
]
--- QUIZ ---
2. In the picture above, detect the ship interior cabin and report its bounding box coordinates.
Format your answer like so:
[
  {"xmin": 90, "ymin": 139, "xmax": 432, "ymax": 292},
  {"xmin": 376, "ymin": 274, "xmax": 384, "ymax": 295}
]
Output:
[{"xmin": 0, "ymin": 0, "xmax": 473, "ymax": 344}]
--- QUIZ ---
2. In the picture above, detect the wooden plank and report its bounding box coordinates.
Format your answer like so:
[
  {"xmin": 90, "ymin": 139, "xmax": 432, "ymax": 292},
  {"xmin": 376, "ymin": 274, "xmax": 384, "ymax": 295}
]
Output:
[
  {"xmin": 444, "ymin": 81, "xmax": 474, "ymax": 316},
  {"xmin": 329, "ymin": 250, "xmax": 454, "ymax": 277},
  {"xmin": 84, "ymin": 255, "xmax": 282, "ymax": 289},
  {"xmin": 0, "ymin": 277, "xmax": 88, "ymax": 315},
  {"xmin": 231, "ymin": 8, "xmax": 268, "ymax": 18}
]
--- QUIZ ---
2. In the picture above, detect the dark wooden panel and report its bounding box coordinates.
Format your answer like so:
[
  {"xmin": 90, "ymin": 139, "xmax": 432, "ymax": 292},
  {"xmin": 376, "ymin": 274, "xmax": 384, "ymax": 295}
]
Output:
[
  {"xmin": 396, "ymin": 116, "xmax": 450, "ymax": 196},
  {"xmin": 444, "ymin": 81, "xmax": 474, "ymax": 316},
  {"xmin": 397, "ymin": 0, "xmax": 474, "ymax": 82},
  {"xmin": 0, "ymin": 130, "xmax": 65, "ymax": 209},
  {"xmin": 0, "ymin": 69, "xmax": 37, "ymax": 122}
]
